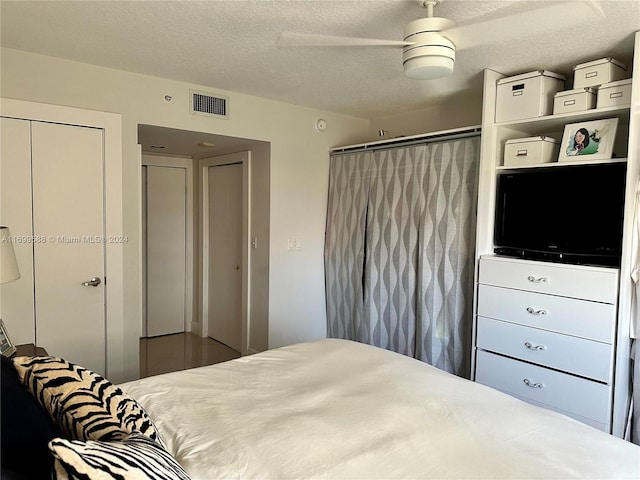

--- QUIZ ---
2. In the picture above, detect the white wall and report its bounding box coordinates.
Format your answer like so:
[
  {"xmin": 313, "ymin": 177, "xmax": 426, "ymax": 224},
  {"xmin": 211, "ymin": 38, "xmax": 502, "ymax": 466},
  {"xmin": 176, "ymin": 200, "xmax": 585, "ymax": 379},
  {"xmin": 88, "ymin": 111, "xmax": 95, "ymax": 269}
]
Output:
[
  {"xmin": 247, "ymin": 142, "xmax": 270, "ymax": 352},
  {"xmin": 368, "ymin": 92, "xmax": 482, "ymax": 140},
  {"xmin": 1, "ymin": 47, "xmax": 369, "ymax": 379}
]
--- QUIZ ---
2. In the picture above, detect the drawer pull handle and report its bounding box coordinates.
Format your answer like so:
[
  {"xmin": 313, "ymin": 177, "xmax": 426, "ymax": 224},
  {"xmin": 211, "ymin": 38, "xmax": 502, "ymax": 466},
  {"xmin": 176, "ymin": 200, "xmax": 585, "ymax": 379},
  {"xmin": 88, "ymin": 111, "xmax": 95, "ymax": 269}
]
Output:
[
  {"xmin": 523, "ymin": 378, "xmax": 544, "ymax": 389},
  {"xmin": 524, "ymin": 341, "xmax": 546, "ymax": 351},
  {"xmin": 526, "ymin": 307, "xmax": 548, "ymax": 316},
  {"xmin": 527, "ymin": 275, "xmax": 548, "ymax": 284}
]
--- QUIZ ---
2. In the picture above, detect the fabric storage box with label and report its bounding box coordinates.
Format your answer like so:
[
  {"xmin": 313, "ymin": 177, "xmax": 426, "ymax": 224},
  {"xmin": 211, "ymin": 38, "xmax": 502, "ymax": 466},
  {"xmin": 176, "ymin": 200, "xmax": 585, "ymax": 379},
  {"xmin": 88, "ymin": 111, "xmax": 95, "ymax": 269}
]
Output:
[
  {"xmin": 553, "ymin": 87, "xmax": 596, "ymax": 114},
  {"xmin": 495, "ymin": 70, "xmax": 566, "ymax": 123},
  {"xmin": 503, "ymin": 136, "xmax": 560, "ymax": 167},
  {"xmin": 596, "ymin": 79, "xmax": 632, "ymax": 108},
  {"xmin": 573, "ymin": 58, "xmax": 628, "ymax": 88}
]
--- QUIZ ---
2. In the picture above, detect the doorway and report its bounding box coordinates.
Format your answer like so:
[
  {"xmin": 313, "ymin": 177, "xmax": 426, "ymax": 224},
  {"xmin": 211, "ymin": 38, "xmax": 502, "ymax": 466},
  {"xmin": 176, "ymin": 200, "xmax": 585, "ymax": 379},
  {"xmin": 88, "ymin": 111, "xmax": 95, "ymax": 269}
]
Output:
[
  {"xmin": 138, "ymin": 124, "xmax": 269, "ymax": 356},
  {"xmin": 1, "ymin": 117, "xmax": 107, "ymax": 375},
  {"xmin": 201, "ymin": 153, "xmax": 249, "ymax": 353},
  {"xmin": 142, "ymin": 161, "xmax": 189, "ymax": 337}
]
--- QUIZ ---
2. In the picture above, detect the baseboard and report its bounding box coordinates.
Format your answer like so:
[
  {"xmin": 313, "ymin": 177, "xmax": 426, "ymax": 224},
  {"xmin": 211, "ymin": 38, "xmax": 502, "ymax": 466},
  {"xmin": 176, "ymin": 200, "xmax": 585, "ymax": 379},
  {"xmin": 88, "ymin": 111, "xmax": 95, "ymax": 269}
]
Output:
[{"xmin": 190, "ymin": 321, "xmax": 201, "ymax": 336}]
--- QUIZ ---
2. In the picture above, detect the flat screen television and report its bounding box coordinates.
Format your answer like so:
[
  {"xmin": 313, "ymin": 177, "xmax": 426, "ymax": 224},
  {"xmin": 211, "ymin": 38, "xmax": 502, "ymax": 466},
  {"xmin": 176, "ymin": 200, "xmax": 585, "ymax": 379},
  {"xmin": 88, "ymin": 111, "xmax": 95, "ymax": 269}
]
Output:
[{"xmin": 494, "ymin": 162, "xmax": 627, "ymax": 267}]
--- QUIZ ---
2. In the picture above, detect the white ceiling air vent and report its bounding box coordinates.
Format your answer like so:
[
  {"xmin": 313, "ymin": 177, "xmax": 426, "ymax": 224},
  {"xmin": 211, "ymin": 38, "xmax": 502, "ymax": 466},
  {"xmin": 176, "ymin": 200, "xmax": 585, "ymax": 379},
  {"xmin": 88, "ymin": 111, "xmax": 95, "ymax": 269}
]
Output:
[{"xmin": 190, "ymin": 89, "xmax": 229, "ymax": 119}]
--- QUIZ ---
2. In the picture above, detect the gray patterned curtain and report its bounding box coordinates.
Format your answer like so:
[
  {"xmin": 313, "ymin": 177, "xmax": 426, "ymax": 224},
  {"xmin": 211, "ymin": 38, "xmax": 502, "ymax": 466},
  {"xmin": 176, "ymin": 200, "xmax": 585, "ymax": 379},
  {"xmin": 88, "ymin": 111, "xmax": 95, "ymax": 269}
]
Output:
[
  {"xmin": 325, "ymin": 152, "xmax": 371, "ymax": 340},
  {"xmin": 325, "ymin": 137, "xmax": 480, "ymax": 378}
]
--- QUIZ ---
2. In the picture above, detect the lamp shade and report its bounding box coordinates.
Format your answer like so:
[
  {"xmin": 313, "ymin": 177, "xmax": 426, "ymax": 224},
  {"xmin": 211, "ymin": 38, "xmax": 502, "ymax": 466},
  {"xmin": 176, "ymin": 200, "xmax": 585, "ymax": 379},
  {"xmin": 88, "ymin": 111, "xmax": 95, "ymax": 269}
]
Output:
[
  {"xmin": 402, "ymin": 18, "xmax": 456, "ymax": 80},
  {"xmin": 0, "ymin": 226, "xmax": 20, "ymax": 284}
]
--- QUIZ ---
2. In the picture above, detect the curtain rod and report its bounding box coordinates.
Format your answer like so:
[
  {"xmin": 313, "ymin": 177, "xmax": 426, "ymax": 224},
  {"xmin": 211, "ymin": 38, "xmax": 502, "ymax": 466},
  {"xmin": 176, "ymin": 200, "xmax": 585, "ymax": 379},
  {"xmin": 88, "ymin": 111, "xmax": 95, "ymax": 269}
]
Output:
[{"xmin": 330, "ymin": 125, "xmax": 481, "ymax": 155}]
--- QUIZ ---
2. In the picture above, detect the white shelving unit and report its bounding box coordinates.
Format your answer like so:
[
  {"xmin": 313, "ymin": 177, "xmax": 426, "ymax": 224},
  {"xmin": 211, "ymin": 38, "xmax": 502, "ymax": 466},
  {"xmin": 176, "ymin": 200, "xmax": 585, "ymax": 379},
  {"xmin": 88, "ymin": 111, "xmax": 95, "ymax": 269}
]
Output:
[
  {"xmin": 472, "ymin": 32, "xmax": 640, "ymax": 438},
  {"xmin": 496, "ymin": 157, "xmax": 626, "ymax": 170}
]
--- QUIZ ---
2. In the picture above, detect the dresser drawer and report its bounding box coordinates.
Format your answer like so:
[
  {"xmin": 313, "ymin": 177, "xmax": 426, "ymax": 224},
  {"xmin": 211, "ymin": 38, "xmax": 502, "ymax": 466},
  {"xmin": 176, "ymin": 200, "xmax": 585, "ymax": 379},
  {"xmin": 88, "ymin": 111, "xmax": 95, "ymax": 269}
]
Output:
[
  {"xmin": 475, "ymin": 350, "xmax": 610, "ymax": 424},
  {"xmin": 477, "ymin": 284, "xmax": 616, "ymax": 343},
  {"xmin": 476, "ymin": 317, "xmax": 613, "ymax": 382},
  {"xmin": 478, "ymin": 256, "xmax": 618, "ymax": 303}
]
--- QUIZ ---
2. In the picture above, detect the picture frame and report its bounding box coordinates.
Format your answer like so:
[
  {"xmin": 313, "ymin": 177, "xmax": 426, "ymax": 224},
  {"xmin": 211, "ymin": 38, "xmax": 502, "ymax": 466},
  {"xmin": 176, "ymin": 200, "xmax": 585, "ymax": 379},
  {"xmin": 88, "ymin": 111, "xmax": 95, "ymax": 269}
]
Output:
[
  {"xmin": 559, "ymin": 118, "xmax": 618, "ymax": 162},
  {"xmin": 0, "ymin": 319, "xmax": 16, "ymax": 357}
]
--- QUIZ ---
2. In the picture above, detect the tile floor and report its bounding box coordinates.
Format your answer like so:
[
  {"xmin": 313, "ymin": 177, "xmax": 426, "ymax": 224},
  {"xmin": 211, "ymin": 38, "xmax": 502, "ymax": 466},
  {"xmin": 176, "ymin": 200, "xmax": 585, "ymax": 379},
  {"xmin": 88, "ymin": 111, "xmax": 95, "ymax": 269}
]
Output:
[{"xmin": 139, "ymin": 332, "xmax": 240, "ymax": 378}]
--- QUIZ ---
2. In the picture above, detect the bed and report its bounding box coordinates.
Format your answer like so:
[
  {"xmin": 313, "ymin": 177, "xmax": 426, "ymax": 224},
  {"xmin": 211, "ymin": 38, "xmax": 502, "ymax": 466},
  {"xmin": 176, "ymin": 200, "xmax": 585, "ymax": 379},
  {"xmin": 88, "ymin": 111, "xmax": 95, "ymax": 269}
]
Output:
[{"xmin": 118, "ymin": 338, "xmax": 640, "ymax": 479}]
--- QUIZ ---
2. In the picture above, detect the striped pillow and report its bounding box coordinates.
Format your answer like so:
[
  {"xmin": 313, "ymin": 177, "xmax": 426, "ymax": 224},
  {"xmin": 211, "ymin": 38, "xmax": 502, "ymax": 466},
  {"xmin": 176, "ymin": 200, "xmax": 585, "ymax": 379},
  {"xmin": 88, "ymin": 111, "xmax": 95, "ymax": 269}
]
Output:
[
  {"xmin": 49, "ymin": 433, "xmax": 190, "ymax": 480},
  {"xmin": 13, "ymin": 356, "xmax": 164, "ymax": 446}
]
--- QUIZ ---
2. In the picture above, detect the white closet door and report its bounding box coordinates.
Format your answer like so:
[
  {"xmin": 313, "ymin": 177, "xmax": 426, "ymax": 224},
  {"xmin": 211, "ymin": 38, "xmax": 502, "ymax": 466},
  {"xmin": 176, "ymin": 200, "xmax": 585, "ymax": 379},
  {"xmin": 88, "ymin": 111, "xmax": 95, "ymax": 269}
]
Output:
[
  {"xmin": 0, "ymin": 117, "xmax": 35, "ymax": 344},
  {"xmin": 145, "ymin": 166, "xmax": 186, "ymax": 337},
  {"xmin": 207, "ymin": 162, "xmax": 242, "ymax": 351},
  {"xmin": 31, "ymin": 121, "xmax": 106, "ymax": 374}
]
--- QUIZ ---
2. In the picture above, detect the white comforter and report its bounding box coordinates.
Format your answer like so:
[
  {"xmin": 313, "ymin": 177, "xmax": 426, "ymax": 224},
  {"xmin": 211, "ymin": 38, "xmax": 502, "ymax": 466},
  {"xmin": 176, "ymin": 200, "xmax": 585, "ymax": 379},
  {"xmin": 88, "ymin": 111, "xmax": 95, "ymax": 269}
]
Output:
[{"xmin": 121, "ymin": 339, "xmax": 640, "ymax": 479}]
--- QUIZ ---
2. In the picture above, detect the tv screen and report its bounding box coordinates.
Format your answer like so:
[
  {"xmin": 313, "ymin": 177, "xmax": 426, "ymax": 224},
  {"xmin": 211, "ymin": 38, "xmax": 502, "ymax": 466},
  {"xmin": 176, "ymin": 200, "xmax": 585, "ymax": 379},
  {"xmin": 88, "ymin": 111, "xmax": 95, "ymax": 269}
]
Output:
[{"xmin": 494, "ymin": 162, "xmax": 626, "ymax": 267}]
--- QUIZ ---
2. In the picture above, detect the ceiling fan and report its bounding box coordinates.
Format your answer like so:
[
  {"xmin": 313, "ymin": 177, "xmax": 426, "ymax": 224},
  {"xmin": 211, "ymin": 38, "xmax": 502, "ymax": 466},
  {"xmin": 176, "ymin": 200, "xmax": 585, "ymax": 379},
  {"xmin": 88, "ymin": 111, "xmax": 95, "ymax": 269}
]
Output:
[{"xmin": 277, "ymin": 1, "xmax": 605, "ymax": 80}]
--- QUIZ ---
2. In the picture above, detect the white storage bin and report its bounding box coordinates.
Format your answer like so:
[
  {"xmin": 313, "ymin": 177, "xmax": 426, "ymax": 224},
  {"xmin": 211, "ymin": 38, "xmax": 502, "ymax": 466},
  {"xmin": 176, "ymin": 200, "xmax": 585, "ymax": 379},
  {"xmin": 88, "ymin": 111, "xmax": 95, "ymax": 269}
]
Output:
[
  {"xmin": 596, "ymin": 79, "xmax": 632, "ymax": 108},
  {"xmin": 496, "ymin": 70, "xmax": 566, "ymax": 123},
  {"xmin": 503, "ymin": 136, "xmax": 560, "ymax": 167},
  {"xmin": 573, "ymin": 57, "xmax": 628, "ymax": 88},
  {"xmin": 553, "ymin": 87, "xmax": 596, "ymax": 114}
]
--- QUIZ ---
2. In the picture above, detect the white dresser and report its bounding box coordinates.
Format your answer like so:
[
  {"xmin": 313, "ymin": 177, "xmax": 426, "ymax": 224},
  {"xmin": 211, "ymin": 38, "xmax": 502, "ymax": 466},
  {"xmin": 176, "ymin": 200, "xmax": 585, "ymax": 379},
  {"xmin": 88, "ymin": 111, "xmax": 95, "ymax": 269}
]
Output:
[
  {"xmin": 474, "ymin": 255, "xmax": 619, "ymax": 432},
  {"xmin": 471, "ymin": 33, "xmax": 640, "ymax": 437}
]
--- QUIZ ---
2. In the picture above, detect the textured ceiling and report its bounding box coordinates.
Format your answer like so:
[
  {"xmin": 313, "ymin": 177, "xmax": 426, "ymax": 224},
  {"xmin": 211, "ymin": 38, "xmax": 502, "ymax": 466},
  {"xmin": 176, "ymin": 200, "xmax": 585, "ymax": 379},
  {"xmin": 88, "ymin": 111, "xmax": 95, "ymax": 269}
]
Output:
[{"xmin": 1, "ymin": 1, "xmax": 639, "ymax": 119}]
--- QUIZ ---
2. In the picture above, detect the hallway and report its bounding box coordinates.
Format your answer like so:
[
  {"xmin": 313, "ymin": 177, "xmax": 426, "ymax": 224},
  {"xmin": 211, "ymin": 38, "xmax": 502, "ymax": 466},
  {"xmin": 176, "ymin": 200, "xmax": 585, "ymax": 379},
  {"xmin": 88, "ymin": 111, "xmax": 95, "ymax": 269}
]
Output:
[{"xmin": 139, "ymin": 332, "xmax": 240, "ymax": 378}]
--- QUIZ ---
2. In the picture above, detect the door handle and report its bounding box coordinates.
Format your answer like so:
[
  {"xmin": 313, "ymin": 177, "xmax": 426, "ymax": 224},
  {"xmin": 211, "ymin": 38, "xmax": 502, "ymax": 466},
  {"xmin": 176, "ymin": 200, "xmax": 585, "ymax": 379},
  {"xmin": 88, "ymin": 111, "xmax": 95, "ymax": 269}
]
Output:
[{"xmin": 82, "ymin": 277, "xmax": 102, "ymax": 287}]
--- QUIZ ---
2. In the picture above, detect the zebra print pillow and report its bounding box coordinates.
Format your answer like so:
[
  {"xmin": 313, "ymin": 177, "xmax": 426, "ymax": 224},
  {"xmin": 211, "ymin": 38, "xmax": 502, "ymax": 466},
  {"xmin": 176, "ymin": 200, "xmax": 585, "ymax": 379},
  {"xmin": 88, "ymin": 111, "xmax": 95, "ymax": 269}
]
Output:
[
  {"xmin": 12, "ymin": 356, "xmax": 164, "ymax": 447},
  {"xmin": 49, "ymin": 433, "xmax": 190, "ymax": 480}
]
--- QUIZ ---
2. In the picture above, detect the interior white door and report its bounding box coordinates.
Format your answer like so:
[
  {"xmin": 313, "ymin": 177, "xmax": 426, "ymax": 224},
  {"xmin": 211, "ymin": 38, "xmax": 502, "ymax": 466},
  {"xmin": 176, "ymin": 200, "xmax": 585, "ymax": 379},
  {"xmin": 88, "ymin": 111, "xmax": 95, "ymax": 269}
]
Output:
[
  {"xmin": 207, "ymin": 162, "xmax": 242, "ymax": 351},
  {"xmin": 31, "ymin": 121, "xmax": 106, "ymax": 374},
  {"xmin": 144, "ymin": 165, "xmax": 186, "ymax": 337}
]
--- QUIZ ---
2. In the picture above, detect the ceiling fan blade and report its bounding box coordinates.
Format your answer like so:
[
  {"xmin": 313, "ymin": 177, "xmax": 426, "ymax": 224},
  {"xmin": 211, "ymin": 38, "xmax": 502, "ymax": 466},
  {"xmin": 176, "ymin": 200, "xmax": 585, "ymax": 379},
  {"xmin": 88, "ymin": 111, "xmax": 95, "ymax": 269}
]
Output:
[
  {"xmin": 444, "ymin": 1, "xmax": 606, "ymax": 51},
  {"xmin": 277, "ymin": 32, "xmax": 411, "ymax": 48}
]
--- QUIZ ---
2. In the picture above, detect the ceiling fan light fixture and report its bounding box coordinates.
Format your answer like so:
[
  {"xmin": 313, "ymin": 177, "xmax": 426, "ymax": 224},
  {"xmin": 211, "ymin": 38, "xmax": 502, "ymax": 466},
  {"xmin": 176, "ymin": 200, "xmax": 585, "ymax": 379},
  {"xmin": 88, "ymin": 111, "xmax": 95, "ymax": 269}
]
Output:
[
  {"xmin": 402, "ymin": 31, "xmax": 455, "ymax": 80},
  {"xmin": 403, "ymin": 54, "xmax": 454, "ymax": 80}
]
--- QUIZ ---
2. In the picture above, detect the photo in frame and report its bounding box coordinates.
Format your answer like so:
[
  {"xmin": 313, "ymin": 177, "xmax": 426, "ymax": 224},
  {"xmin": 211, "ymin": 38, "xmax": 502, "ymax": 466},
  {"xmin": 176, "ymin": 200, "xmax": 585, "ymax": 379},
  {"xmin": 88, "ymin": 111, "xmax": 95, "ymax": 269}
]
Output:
[
  {"xmin": 559, "ymin": 118, "xmax": 618, "ymax": 162},
  {"xmin": 0, "ymin": 319, "xmax": 16, "ymax": 357}
]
